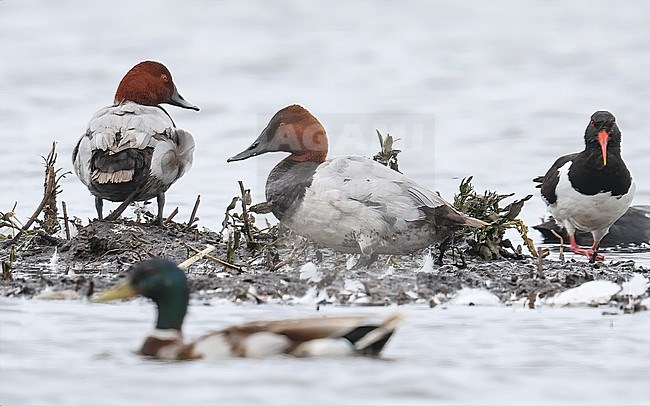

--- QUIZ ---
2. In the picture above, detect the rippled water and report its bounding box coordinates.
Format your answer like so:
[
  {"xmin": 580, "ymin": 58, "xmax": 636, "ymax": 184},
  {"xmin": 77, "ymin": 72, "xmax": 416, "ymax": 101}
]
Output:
[
  {"xmin": 2, "ymin": 300, "xmax": 649, "ymax": 405},
  {"xmin": 2, "ymin": 1, "xmax": 650, "ymax": 404}
]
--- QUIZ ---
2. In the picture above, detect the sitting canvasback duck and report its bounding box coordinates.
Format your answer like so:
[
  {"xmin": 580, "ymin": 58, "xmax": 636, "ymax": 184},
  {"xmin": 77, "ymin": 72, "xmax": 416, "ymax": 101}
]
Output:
[
  {"xmin": 534, "ymin": 111, "xmax": 635, "ymax": 262},
  {"xmin": 228, "ymin": 105, "xmax": 487, "ymax": 257},
  {"xmin": 95, "ymin": 259, "xmax": 401, "ymax": 359},
  {"xmin": 72, "ymin": 61, "xmax": 199, "ymax": 225}
]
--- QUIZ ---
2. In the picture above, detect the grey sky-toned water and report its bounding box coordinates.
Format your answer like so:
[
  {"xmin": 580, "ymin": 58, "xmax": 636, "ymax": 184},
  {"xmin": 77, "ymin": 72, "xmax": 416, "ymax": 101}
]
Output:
[{"xmin": 1, "ymin": 2, "xmax": 650, "ymax": 404}]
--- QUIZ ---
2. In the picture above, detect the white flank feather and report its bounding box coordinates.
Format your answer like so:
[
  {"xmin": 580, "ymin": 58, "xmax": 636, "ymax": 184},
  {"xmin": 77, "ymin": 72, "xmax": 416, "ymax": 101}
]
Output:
[
  {"xmin": 292, "ymin": 338, "xmax": 353, "ymax": 357},
  {"xmin": 241, "ymin": 332, "xmax": 292, "ymax": 358}
]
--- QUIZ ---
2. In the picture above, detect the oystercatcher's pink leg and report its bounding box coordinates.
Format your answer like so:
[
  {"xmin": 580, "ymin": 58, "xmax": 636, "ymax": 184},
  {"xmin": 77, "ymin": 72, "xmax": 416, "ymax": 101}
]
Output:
[
  {"xmin": 569, "ymin": 235, "xmax": 604, "ymax": 262},
  {"xmin": 587, "ymin": 240, "xmax": 604, "ymax": 263}
]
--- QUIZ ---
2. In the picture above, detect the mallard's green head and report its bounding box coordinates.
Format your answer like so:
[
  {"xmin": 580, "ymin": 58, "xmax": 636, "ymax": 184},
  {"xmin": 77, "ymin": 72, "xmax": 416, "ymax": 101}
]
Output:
[{"xmin": 96, "ymin": 259, "xmax": 189, "ymax": 331}]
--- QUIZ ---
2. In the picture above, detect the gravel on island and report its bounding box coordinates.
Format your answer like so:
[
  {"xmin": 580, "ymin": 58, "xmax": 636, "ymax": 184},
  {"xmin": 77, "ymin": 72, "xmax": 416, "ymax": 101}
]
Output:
[{"xmin": 1, "ymin": 220, "xmax": 648, "ymax": 311}]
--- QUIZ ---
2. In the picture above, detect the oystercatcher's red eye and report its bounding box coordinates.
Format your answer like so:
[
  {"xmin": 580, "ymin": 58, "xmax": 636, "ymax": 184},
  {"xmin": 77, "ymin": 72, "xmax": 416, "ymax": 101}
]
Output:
[
  {"xmin": 590, "ymin": 120, "xmax": 595, "ymax": 126},
  {"xmin": 161, "ymin": 74, "xmax": 168, "ymax": 83}
]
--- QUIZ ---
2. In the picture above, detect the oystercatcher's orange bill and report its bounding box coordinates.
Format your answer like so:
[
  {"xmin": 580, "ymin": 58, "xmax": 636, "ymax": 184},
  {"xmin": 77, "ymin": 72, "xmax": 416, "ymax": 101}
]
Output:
[{"xmin": 598, "ymin": 131, "xmax": 608, "ymax": 166}]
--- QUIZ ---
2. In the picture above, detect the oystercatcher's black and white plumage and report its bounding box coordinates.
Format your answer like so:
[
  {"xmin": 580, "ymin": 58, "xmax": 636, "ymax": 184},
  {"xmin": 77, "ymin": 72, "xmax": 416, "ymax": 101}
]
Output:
[
  {"xmin": 533, "ymin": 205, "xmax": 650, "ymax": 247},
  {"xmin": 534, "ymin": 111, "xmax": 636, "ymax": 262}
]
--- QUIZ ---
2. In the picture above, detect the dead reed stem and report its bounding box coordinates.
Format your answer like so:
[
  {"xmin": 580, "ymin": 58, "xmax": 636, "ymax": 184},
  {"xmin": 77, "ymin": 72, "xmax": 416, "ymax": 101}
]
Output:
[
  {"xmin": 182, "ymin": 242, "xmax": 242, "ymax": 273},
  {"xmin": 238, "ymin": 181, "xmax": 255, "ymax": 243},
  {"xmin": 62, "ymin": 201, "xmax": 71, "ymax": 240},
  {"xmin": 164, "ymin": 207, "xmax": 179, "ymax": 224},
  {"xmin": 104, "ymin": 189, "xmax": 138, "ymax": 221},
  {"xmin": 184, "ymin": 195, "xmax": 201, "ymax": 230}
]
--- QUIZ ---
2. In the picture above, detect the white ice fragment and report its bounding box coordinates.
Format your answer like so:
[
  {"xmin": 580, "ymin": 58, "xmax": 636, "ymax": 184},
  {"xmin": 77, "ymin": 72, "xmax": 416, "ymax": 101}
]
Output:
[
  {"xmin": 299, "ymin": 262, "xmax": 322, "ymax": 283},
  {"xmin": 384, "ymin": 265, "xmax": 395, "ymax": 276},
  {"xmin": 208, "ymin": 297, "xmax": 233, "ymax": 306},
  {"xmin": 642, "ymin": 297, "xmax": 650, "ymax": 309},
  {"xmin": 620, "ymin": 274, "xmax": 649, "ymax": 297},
  {"xmin": 506, "ymin": 297, "xmax": 528, "ymax": 307},
  {"xmin": 316, "ymin": 289, "xmax": 330, "ymax": 303},
  {"xmin": 34, "ymin": 288, "xmax": 80, "ymax": 301},
  {"xmin": 343, "ymin": 279, "xmax": 365, "ymax": 294},
  {"xmin": 405, "ymin": 290, "xmax": 418, "ymax": 299},
  {"xmin": 416, "ymin": 252, "xmax": 434, "ymax": 273},
  {"xmin": 295, "ymin": 286, "xmax": 320, "ymax": 305},
  {"xmin": 352, "ymin": 296, "xmax": 371, "ymax": 304},
  {"xmin": 345, "ymin": 256, "xmax": 356, "ymax": 270},
  {"xmin": 111, "ymin": 223, "xmax": 134, "ymax": 234},
  {"xmin": 450, "ymin": 288, "xmax": 501, "ymax": 306},
  {"xmin": 551, "ymin": 280, "xmax": 621, "ymax": 306},
  {"xmin": 49, "ymin": 247, "xmax": 59, "ymax": 272}
]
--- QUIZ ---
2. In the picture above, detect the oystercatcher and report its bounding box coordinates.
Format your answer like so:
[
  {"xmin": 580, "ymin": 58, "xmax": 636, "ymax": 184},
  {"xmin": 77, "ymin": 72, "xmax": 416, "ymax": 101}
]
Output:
[{"xmin": 534, "ymin": 111, "xmax": 636, "ymax": 262}]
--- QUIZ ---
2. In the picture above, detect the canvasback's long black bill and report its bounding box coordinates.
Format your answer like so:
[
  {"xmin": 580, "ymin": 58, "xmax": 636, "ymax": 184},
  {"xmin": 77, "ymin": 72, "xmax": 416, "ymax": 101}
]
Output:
[
  {"xmin": 168, "ymin": 85, "xmax": 200, "ymax": 111},
  {"xmin": 227, "ymin": 130, "xmax": 272, "ymax": 162}
]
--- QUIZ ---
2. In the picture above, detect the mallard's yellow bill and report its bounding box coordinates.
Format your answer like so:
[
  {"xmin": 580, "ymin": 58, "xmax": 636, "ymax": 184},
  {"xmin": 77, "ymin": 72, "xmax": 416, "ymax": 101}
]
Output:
[{"xmin": 93, "ymin": 280, "xmax": 138, "ymax": 302}]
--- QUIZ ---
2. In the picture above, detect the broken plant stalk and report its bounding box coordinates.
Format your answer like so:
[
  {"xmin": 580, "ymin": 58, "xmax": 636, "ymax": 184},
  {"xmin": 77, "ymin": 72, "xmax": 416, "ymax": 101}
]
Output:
[
  {"xmin": 104, "ymin": 189, "xmax": 138, "ymax": 221},
  {"xmin": 177, "ymin": 245, "xmax": 215, "ymax": 270},
  {"xmin": 61, "ymin": 201, "xmax": 71, "ymax": 240},
  {"xmin": 164, "ymin": 207, "xmax": 179, "ymax": 224},
  {"xmin": 182, "ymin": 242, "xmax": 242, "ymax": 273},
  {"xmin": 183, "ymin": 195, "xmax": 201, "ymax": 230},
  {"xmin": 238, "ymin": 181, "xmax": 255, "ymax": 244},
  {"xmin": 6, "ymin": 142, "xmax": 69, "ymax": 246}
]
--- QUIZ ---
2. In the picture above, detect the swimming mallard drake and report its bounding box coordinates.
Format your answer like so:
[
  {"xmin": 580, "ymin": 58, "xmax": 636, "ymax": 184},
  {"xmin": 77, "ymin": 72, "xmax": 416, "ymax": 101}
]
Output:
[{"xmin": 95, "ymin": 259, "xmax": 401, "ymax": 359}]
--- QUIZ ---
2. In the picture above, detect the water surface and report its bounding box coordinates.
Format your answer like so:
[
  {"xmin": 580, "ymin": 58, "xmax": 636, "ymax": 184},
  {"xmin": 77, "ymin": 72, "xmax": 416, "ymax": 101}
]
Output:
[
  {"xmin": 2, "ymin": 300, "xmax": 649, "ymax": 405},
  {"xmin": 1, "ymin": 2, "xmax": 650, "ymax": 404}
]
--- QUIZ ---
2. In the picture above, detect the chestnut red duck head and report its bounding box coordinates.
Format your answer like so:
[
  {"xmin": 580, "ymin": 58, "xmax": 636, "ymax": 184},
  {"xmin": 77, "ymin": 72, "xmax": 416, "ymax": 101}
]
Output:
[
  {"xmin": 114, "ymin": 61, "xmax": 199, "ymax": 111},
  {"xmin": 228, "ymin": 105, "xmax": 328, "ymax": 163}
]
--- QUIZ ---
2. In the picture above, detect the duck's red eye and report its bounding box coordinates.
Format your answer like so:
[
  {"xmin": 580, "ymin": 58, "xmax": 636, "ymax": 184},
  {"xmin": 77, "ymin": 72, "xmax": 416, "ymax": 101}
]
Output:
[
  {"xmin": 279, "ymin": 122, "xmax": 285, "ymax": 128},
  {"xmin": 161, "ymin": 74, "xmax": 168, "ymax": 83},
  {"xmin": 590, "ymin": 120, "xmax": 595, "ymax": 126}
]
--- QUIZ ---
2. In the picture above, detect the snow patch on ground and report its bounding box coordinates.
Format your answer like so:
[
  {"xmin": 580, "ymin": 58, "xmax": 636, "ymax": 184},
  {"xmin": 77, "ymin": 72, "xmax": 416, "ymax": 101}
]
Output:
[
  {"xmin": 33, "ymin": 288, "xmax": 81, "ymax": 301},
  {"xmin": 416, "ymin": 252, "xmax": 435, "ymax": 273},
  {"xmin": 450, "ymin": 288, "xmax": 501, "ymax": 306},
  {"xmin": 549, "ymin": 280, "xmax": 621, "ymax": 306},
  {"xmin": 299, "ymin": 262, "xmax": 322, "ymax": 283},
  {"xmin": 621, "ymin": 274, "xmax": 649, "ymax": 297}
]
